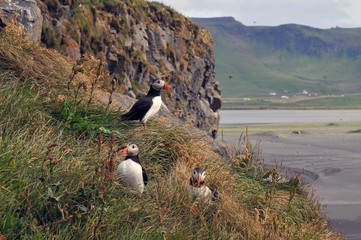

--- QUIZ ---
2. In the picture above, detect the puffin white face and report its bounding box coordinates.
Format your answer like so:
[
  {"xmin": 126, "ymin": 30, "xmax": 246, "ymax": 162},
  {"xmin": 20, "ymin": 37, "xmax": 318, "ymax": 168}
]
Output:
[
  {"xmin": 151, "ymin": 79, "xmax": 169, "ymax": 91},
  {"xmin": 191, "ymin": 167, "xmax": 206, "ymax": 187},
  {"xmin": 122, "ymin": 142, "xmax": 139, "ymax": 156}
]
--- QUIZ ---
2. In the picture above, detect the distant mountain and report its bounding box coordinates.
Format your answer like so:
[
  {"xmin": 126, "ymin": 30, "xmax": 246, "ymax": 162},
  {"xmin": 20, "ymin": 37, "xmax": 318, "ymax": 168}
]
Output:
[{"xmin": 192, "ymin": 17, "xmax": 361, "ymax": 98}]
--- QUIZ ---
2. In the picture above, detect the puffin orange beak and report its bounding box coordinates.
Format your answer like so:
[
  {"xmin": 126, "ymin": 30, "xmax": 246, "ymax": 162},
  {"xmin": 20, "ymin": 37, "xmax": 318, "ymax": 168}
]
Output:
[
  {"xmin": 197, "ymin": 173, "xmax": 201, "ymax": 187},
  {"xmin": 120, "ymin": 145, "xmax": 127, "ymax": 156},
  {"xmin": 163, "ymin": 83, "xmax": 169, "ymax": 91}
]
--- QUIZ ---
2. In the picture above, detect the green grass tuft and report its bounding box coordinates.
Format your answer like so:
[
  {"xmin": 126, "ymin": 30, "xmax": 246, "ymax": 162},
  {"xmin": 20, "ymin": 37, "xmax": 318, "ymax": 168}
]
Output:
[{"xmin": 0, "ymin": 18, "xmax": 344, "ymax": 240}]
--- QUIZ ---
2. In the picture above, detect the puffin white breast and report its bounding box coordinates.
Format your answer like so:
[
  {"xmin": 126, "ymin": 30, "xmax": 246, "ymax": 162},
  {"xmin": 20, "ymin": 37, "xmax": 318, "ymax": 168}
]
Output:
[
  {"xmin": 187, "ymin": 185, "xmax": 213, "ymax": 202},
  {"xmin": 142, "ymin": 96, "xmax": 162, "ymax": 123},
  {"xmin": 117, "ymin": 159, "xmax": 144, "ymax": 194}
]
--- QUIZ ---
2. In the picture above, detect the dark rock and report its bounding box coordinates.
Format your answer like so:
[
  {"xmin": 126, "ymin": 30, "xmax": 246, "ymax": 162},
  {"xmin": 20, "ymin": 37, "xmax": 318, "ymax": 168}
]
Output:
[
  {"xmin": 42, "ymin": 0, "xmax": 63, "ymax": 19},
  {"xmin": 210, "ymin": 141, "xmax": 231, "ymax": 161},
  {"xmin": 0, "ymin": 0, "xmax": 43, "ymax": 44},
  {"xmin": 347, "ymin": 129, "xmax": 361, "ymax": 133},
  {"xmin": 292, "ymin": 130, "xmax": 308, "ymax": 134},
  {"xmin": 60, "ymin": 35, "xmax": 81, "ymax": 59},
  {"xmin": 210, "ymin": 91, "xmax": 222, "ymax": 112},
  {"xmin": 36, "ymin": 1, "xmax": 222, "ymax": 136},
  {"xmin": 321, "ymin": 167, "xmax": 342, "ymax": 176},
  {"xmin": 110, "ymin": 93, "xmax": 136, "ymax": 110}
]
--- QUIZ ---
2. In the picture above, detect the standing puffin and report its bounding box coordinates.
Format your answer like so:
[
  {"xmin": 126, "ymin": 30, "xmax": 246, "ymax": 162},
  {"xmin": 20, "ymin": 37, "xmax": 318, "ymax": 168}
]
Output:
[
  {"xmin": 187, "ymin": 167, "xmax": 219, "ymax": 201},
  {"xmin": 117, "ymin": 142, "xmax": 148, "ymax": 196},
  {"xmin": 120, "ymin": 79, "xmax": 169, "ymax": 128}
]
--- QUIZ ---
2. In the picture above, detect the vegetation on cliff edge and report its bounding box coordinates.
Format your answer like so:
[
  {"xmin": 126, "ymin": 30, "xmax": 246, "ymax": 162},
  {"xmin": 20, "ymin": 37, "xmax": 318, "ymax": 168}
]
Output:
[{"xmin": 0, "ymin": 21, "xmax": 344, "ymax": 239}]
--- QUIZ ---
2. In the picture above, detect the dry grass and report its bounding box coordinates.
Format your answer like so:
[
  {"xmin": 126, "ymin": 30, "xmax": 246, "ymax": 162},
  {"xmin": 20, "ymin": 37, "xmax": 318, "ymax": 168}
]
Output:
[
  {"xmin": 0, "ymin": 21, "xmax": 114, "ymax": 107},
  {"xmin": 0, "ymin": 20, "xmax": 70, "ymax": 86},
  {"xmin": 0, "ymin": 21, "xmax": 345, "ymax": 239}
]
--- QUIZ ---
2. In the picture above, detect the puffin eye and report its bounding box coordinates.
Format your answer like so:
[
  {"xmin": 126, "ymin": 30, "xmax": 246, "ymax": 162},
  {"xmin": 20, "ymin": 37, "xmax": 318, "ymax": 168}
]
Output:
[
  {"xmin": 193, "ymin": 170, "xmax": 196, "ymax": 175},
  {"xmin": 132, "ymin": 145, "xmax": 135, "ymax": 149}
]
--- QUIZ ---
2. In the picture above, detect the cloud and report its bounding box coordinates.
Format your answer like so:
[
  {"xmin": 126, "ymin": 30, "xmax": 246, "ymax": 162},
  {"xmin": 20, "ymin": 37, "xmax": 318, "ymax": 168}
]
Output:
[
  {"xmin": 340, "ymin": 0, "xmax": 361, "ymax": 27},
  {"xmin": 234, "ymin": 0, "xmax": 349, "ymax": 28},
  {"xmin": 152, "ymin": 0, "xmax": 361, "ymax": 29}
]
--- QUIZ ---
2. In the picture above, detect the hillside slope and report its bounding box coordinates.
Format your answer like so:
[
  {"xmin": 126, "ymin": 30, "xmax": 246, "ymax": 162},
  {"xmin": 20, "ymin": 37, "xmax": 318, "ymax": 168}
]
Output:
[
  {"xmin": 33, "ymin": 0, "xmax": 222, "ymax": 135},
  {"xmin": 192, "ymin": 17, "xmax": 361, "ymax": 98},
  {"xmin": 0, "ymin": 23, "xmax": 343, "ymax": 239}
]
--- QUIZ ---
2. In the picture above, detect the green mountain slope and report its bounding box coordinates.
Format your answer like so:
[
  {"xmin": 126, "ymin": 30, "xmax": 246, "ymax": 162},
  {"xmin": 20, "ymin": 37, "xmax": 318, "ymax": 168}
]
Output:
[{"xmin": 192, "ymin": 17, "xmax": 361, "ymax": 99}]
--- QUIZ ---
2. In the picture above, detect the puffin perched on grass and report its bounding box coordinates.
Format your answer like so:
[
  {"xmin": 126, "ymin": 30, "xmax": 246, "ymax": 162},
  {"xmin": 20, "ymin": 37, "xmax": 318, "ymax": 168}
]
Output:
[
  {"xmin": 187, "ymin": 167, "xmax": 219, "ymax": 202},
  {"xmin": 117, "ymin": 142, "xmax": 148, "ymax": 196},
  {"xmin": 120, "ymin": 79, "xmax": 169, "ymax": 128}
]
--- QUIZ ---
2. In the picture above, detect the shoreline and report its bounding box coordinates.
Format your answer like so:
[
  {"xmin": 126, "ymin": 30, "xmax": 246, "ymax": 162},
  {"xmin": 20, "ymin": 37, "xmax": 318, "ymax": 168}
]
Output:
[
  {"xmin": 218, "ymin": 122, "xmax": 361, "ymax": 240},
  {"xmin": 221, "ymin": 107, "xmax": 361, "ymax": 110}
]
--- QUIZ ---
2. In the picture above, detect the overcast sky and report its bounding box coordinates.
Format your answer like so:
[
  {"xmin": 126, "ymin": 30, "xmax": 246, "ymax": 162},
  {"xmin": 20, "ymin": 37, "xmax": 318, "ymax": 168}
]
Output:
[{"xmin": 152, "ymin": 0, "xmax": 361, "ymax": 29}]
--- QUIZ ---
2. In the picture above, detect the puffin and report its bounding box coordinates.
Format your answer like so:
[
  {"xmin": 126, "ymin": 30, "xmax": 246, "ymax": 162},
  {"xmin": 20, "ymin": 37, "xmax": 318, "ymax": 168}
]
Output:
[
  {"xmin": 120, "ymin": 79, "xmax": 169, "ymax": 128},
  {"xmin": 117, "ymin": 142, "xmax": 148, "ymax": 196},
  {"xmin": 187, "ymin": 167, "xmax": 219, "ymax": 202}
]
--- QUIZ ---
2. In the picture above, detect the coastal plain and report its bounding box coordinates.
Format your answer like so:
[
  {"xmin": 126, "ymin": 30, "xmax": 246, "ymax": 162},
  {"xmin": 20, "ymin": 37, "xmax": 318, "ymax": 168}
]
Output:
[{"xmin": 219, "ymin": 121, "xmax": 361, "ymax": 240}]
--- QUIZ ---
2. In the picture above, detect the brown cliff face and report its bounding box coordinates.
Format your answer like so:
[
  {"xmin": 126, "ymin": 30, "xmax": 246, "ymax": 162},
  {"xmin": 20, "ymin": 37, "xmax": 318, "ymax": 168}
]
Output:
[
  {"xmin": 37, "ymin": 0, "xmax": 222, "ymax": 136},
  {"xmin": 0, "ymin": 0, "xmax": 43, "ymax": 44}
]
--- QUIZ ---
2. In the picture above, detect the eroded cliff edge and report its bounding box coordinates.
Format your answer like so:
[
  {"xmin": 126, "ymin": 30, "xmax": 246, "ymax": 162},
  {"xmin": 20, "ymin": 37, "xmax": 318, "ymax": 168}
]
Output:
[{"xmin": 35, "ymin": 0, "xmax": 222, "ymax": 136}]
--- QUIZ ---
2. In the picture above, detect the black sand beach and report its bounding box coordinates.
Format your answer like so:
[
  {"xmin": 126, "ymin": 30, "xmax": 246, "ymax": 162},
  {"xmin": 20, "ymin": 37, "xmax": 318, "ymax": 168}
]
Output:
[{"xmin": 219, "ymin": 122, "xmax": 361, "ymax": 239}]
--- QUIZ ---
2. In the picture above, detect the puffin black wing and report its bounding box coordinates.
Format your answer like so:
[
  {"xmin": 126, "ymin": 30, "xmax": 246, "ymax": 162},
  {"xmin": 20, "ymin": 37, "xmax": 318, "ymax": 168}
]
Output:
[
  {"xmin": 120, "ymin": 97, "xmax": 152, "ymax": 121},
  {"xmin": 142, "ymin": 167, "xmax": 148, "ymax": 186},
  {"xmin": 208, "ymin": 186, "xmax": 220, "ymax": 199}
]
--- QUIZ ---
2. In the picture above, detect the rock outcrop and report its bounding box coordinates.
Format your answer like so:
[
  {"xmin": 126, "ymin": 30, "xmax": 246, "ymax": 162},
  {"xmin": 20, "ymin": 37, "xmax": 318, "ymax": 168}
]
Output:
[
  {"xmin": 14, "ymin": 0, "xmax": 223, "ymax": 136},
  {"xmin": 0, "ymin": 0, "xmax": 42, "ymax": 44}
]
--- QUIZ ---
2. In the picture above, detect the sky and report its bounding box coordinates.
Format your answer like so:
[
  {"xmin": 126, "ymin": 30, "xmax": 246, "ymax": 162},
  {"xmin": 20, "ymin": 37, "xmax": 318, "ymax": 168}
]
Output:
[{"xmin": 151, "ymin": 0, "xmax": 361, "ymax": 29}]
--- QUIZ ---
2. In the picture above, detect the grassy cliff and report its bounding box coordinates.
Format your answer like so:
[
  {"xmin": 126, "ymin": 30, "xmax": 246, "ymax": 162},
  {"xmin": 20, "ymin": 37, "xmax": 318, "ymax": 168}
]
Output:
[
  {"xmin": 0, "ymin": 23, "xmax": 343, "ymax": 239},
  {"xmin": 36, "ymin": 0, "xmax": 221, "ymax": 135}
]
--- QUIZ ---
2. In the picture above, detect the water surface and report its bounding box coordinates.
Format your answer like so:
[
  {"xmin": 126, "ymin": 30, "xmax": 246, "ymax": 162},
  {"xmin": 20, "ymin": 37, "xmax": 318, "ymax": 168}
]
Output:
[{"xmin": 220, "ymin": 109, "xmax": 361, "ymax": 125}]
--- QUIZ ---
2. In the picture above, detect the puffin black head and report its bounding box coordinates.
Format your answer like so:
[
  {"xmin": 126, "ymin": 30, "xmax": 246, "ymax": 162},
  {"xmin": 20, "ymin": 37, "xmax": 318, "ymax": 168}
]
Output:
[
  {"xmin": 151, "ymin": 79, "xmax": 169, "ymax": 91},
  {"xmin": 190, "ymin": 167, "xmax": 206, "ymax": 187},
  {"xmin": 121, "ymin": 142, "xmax": 139, "ymax": 157}
]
